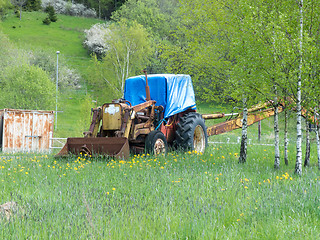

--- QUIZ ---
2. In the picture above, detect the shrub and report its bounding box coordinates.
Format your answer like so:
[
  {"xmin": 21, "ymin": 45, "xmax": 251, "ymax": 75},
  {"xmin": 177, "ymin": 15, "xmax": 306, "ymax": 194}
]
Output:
[
  {"xmin": 0, "ymin": 64, "xmax": 55, "ymax": 110},
  {"xmin": 29, "ymin": 50, "xmax": 81, "ymax": 89},
  {"xmin": 15, "ymin": 9, "xmax": 20, "ymax": 18},
  {"xmin": 50, "ymin": 14, "xmax": 57, "ymax": 22},
  {"xmin": 41, "ymin": 0, "xmax": 96, "ymax": 18},
  {"xmin": 45, "ymin": 5, "xmax": 58, "ymax": 22},
  {"xmin": 83, "ymin": 23, "xmax": 110, "ymax": 58},
  {"xmin": 25, "ymin": 0, "xmax": 42, "ymax": 11},
  {"xmin": 42, "ymin": 16, "xmax": 51, "ymax": 25}
]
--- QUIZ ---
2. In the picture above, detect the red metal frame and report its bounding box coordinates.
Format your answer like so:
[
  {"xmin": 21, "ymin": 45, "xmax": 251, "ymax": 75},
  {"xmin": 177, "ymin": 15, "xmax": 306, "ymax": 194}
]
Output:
[{"xmin": 160, "ymin": 109, "xmax": 196, "ymax": 143}]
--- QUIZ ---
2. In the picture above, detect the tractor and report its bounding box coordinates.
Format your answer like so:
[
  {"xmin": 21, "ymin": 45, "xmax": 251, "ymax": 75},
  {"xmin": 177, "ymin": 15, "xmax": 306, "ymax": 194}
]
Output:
[{"xmin": 56, "ymin": 72, "xmax": 282, "ymax": 158}]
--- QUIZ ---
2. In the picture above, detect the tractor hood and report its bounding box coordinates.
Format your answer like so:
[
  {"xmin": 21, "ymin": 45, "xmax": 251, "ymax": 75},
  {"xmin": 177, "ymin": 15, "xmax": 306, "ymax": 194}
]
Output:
[{"xmin": 124, "ymin": 74, "xmax": 196, "ymax": 119}]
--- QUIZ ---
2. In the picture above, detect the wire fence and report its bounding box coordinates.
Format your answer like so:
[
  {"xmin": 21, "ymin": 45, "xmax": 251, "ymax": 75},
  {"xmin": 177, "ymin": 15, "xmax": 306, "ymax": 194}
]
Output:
[
  {"xmin": 208, "ymin": 137, "xmax": 289, "ymax": 146},
  {"xmin": 49, "ymin": 132, "xmax": 67, "ymax": 153}
]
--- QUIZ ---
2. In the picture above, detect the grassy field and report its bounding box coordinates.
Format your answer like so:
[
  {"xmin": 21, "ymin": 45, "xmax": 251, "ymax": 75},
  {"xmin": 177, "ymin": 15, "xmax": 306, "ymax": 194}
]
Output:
[
  {"xmin": 1, "ymin": 143, "xmax": 320, "ymax": 239},
  {"xmin": 1, "ymin": 11, "xmax": 320, "ymax": 239}
]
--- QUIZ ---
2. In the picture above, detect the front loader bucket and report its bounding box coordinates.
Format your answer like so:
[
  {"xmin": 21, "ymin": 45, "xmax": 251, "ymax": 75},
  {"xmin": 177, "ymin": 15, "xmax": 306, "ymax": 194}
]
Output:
[{"xmin": 55, "ymin": 137, "xmax": 130, "ymax": 159}]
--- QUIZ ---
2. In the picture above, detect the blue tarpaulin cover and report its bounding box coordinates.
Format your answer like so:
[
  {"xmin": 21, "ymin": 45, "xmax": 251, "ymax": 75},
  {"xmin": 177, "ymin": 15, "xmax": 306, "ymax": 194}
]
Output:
[{"xmin": 124, "ymin": 74, "xmax": 196, "ymax": 118}]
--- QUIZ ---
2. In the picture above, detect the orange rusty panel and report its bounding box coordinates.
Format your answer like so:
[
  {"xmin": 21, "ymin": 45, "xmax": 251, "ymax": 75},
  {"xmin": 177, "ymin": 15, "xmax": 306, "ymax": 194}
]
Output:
[{"xmin": 1, "ymin": 109, "xmax": 54, "ymax": 153}]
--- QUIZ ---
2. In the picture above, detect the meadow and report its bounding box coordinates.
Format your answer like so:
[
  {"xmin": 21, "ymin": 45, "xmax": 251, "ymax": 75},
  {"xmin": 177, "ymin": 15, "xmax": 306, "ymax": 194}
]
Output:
[
  {"xmin": 1, "ymin": 142, "xmax": 320, "ymax": 239},
  {"xmin": 1, "ymin": 10, "xmax": 320, "ymax": 240}
]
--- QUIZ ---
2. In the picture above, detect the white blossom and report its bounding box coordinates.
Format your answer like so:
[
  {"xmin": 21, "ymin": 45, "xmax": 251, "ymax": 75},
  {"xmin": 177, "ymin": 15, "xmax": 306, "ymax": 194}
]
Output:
[
  {"xmin": 41, "ymin": 0, "xmax": 96, "ymax": 18},
  {"xmin": 83, "ymin": 23, "xmax": 111, "ymax": 57}
]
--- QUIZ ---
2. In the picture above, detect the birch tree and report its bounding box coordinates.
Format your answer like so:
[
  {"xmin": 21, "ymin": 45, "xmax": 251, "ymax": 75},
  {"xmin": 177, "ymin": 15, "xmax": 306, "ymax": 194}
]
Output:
[
  {"xmin": 239, "ymin": 98, "xmax": 248, "ymax": 163},
  {"xmin": 284, "ymin": 110, "xmax": 289, "ymax": 165},
  {"xmin": 11, "ymin": 0, "xmax": 26, "ymax": 20},
  {"xmin": 300, "ymin": 0, "xmax": 320, "ymax": 169},
  {"xmin": 87, "ymin": 19, "xmax": 152, "ymax": 100},
  {"xmin": 295, "ymin": 0, "xmax": 304, "ymax": 175}
]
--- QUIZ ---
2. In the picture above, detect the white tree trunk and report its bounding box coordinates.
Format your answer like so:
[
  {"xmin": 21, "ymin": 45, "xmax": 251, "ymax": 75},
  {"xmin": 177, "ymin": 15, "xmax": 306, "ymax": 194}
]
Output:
[
  {"xmin": 19, "ymin": 6, "xmax": 22, "ymax": 20},
  {"xmin": 284, "ymin": 110, "xmax": 289, "ymax": 165},
  {"xmin": 239, "ymin": 98, "xmax": 248, "ymax": 163},
  {"xmin": 274, "ymin": 99, "xmax": 280, "ymax": 169},
  {"xmin": 295, "ymin": 0, "xmax": 303, "ymax": 175},
  {"xmin": 272, "ymin": 27, "xmax": 280, "ymax": 169}
]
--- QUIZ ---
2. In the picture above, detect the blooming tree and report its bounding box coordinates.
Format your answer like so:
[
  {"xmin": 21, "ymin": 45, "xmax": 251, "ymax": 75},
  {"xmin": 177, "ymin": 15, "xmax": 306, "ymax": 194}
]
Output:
[
  {"xmin": 87, "ymin": 20, "xmax": 152, "ymax": 99},
  {"xmin": 41, "ymin": 0, "xmax": 96, "ymax": 17},
  {"xmin": 83, "ymin": 23, "xmax": 110, "ymax": 58}
]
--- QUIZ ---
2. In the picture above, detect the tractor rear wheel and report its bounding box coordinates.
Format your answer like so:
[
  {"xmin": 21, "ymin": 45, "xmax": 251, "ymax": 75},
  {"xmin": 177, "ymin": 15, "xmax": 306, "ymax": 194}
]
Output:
[
  {"xmin": 145, "ymin": 131, "xmax": 168, "ymax": 155},
  {"xmin": 175, "ymin": 112, "xmax": 207, "ymax": 153}
]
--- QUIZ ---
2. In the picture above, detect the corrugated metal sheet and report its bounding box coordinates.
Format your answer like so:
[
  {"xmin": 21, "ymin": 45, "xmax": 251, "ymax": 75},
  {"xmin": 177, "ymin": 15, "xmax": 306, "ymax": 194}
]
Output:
[{"xmin": 0, "ymin": 109, "xmax": 54, "ymax": 153}]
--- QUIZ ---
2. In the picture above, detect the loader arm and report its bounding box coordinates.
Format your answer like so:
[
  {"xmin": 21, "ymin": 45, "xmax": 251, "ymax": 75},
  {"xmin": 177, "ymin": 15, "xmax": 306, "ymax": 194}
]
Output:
[
  {"xmin": 206, "ymin": 106, "xmax": 283, "ymax": 137},
  {"xmin": 84, "ymin": 108, "xmax": 102, "ymax": 138},
  {"xmin": 121, "ymin": 100, "xmax": 156, "ymax": 138}
]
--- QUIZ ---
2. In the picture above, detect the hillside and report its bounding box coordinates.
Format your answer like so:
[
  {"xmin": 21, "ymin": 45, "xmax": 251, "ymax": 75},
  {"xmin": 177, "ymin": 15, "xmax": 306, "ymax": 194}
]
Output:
[
  {"xmin": 0, "ymin": 11, "xmax": 102, "ymax": 76},
  {"xmin": 0, "ymin": 11, "xmax": 102, "ymax": 137}
]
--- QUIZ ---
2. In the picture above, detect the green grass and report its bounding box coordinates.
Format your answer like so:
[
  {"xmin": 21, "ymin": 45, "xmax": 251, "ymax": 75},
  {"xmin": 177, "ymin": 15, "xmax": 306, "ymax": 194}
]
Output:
[
  {"xmin": 55, "ymin": 90, "xmax": 90, "ymax": 138},
  {"xmin": 1, "ymin": 143, "xmax": 320, "ymax": 239}
]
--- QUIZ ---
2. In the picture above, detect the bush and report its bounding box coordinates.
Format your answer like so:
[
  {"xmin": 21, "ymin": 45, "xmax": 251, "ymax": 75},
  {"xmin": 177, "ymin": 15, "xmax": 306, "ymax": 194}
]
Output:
[
  {"xmin": 0, "ymin": 0, "xmax": 10, "ymax": 19},
  {"xmin": 45, "ymin": 5, "xmax": 58, "ymax": 22},
  {"xmin": 0, "ymin": 64, "xmax": 55, "ymax": 110},
  {"xmin": 15, "ymin": 9, "xmax": 20, "ymax": 18},
  {"xmin": 41, "ymin": 0, "xmax": 96, "ymax": 18},
  {"xmin": 25, "ymin": 0, "xmax": 42, "ymax": 11},
  {"xmin": 29, "ymin": 50, "xmax": 81, "ymax": 90},
  {"xmin": 50, "ymin": 14, "xmax": 57, "ymax": 22},
  {"xmin": 44, "ymin": 5, "xmax": 54, "ymax": 14},
  {"xmin": 83, "ymin": 23, "xmax": 110, "ymax": 58},
  {"xmin": 42, "ymin": 16, "xmax": 51, "ymax": 25}
]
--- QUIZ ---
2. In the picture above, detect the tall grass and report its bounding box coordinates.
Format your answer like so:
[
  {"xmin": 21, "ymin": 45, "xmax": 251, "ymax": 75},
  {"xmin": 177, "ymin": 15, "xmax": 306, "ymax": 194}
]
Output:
[{"xmin": 1, "ymin": 142, "xmax": 320, "ymax": 239}]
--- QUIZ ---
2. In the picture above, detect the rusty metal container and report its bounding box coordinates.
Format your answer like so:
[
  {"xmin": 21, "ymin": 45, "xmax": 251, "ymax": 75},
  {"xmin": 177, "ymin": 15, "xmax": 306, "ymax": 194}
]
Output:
[{"xmin": 0, "ymin": 109, "xmax": 54, "ymax": 153}]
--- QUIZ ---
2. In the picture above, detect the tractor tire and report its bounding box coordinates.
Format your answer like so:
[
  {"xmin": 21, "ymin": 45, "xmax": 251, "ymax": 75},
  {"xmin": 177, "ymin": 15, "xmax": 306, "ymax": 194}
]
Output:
[
  {"xmin": 175, "ymin": 112, "xmax": 208, "ymax": 153},
  {"xmin": 145, "ymin": 131, "xmax": 168, "ymax": 155}
]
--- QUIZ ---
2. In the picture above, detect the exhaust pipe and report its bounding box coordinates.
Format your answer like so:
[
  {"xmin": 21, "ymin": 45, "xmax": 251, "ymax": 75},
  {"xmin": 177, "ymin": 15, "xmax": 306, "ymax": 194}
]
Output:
[{"xmin": 143, "ymin": 70, "xmax": 151, "ymax": 101}]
